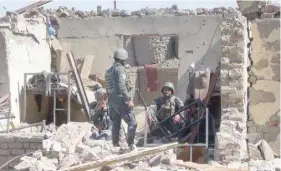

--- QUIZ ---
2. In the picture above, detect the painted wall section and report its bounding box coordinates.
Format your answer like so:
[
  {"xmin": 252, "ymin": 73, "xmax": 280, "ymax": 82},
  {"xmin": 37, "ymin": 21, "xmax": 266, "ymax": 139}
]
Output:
[
  {"xmin": 248, "ymin": 19, "xmax": 280, "ymax": 152},
  {"xmin": 0, "ymin": 16, "xmax": 51, "ymax": 125}
]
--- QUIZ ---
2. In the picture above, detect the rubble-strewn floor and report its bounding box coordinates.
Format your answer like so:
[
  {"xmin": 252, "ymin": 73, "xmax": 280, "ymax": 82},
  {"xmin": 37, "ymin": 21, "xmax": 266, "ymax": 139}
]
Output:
[{"xmin": 10, "ymin": 122, "xmax": 281, "ymax": 171}]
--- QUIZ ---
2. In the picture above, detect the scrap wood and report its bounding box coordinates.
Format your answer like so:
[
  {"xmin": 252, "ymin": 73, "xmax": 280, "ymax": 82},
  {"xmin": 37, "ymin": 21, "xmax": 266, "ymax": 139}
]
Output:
[
  {"xmin": 14, "ymin": 0, "xmax": 52, "ymax": 14},
  {"xmin": 59, "ymin": 142, "xmax": 178, "ymax": 171},
  {"xmin": 80, "ymin": 55, "xmax": 95, "ymax": 80},
  {"xmin": 172, "ymin": 160, "xmax": 247, "ymax": 171}
]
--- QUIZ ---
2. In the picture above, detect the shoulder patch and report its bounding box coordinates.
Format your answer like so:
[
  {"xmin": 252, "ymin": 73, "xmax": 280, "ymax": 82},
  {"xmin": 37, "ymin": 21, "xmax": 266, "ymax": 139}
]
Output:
[{"xmin": 121, "ymin": 74, "xmax": 126, "ymax": 80}]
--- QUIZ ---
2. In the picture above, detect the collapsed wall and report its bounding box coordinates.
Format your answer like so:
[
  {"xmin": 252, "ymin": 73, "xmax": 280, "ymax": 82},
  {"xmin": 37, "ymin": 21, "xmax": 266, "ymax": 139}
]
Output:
[{"xmin": 0, "ymin": 15, "xmax": 51, "ymax": 125}]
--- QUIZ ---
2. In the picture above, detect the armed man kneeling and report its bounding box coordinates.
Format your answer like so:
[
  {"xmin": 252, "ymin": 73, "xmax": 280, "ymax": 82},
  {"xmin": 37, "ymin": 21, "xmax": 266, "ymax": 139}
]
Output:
[{"xmin": 146, "ymin": 82, "xmax": 184, "ymax": 141}]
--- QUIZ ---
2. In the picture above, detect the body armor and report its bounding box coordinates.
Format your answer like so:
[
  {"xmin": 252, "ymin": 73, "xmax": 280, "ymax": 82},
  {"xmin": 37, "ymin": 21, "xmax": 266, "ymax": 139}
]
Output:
[
  {"xmin": 157, "ymin": 96, "xmax": 176, "ymax": 121},
  {"xmin": 105, "ymin": 67, "xmax": 114, "ymax": 94}
]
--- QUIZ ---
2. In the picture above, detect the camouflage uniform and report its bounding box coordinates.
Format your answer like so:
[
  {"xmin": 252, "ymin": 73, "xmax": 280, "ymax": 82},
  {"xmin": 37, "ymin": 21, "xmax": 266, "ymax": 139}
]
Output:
[
  {"xmin": 105, "ymin": 49, "xmax": 137, "ymax": 147},
  {"xmin": 147, "ymin": 82, "xmax": 184, "ymax": 136}
]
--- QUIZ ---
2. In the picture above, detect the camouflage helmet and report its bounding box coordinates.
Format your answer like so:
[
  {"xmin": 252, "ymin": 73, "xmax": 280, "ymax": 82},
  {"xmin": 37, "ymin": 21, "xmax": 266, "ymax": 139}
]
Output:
[
  {"xmin": 161, "ymin": 82, "xmax": 175, "ymax": 94},
  {"xmin": 113, "ymin": 48, "xmax": 129, "ymax": 61}
]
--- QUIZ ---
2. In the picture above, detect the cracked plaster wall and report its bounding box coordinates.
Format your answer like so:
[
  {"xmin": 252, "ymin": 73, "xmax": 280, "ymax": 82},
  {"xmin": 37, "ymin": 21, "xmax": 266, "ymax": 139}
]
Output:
[
  {"xmin": 0, "ymin": 16, "xmax": 51, "ymax": 125},
  {"xmin": 248, "ymin": 19, "xmax": 280, "ymax": 152}
]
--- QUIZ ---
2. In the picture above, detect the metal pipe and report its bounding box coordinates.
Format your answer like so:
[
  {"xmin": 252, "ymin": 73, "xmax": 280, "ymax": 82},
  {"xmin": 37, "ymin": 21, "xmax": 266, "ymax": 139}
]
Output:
[
  {"xmin": 144, "ymin": 110, "xmax": 148, "ymax": 147},
  {"xmin": 190, "ymin": 146, "xmax": 193, "ymax": 162},
  {"xmin": 67, "ymin": 72, "xmax": 71, "ymax": 123},
  {"xmin": 53, "ymin": 90, "xmax": 56, "ymax": 126},
  {"xmin": 205, "ymin": 108, "xmax": 209, "ymax": 149},
  {"xmin": 23, "ymin": 73, "xmax": 27, "ymax": 122}
]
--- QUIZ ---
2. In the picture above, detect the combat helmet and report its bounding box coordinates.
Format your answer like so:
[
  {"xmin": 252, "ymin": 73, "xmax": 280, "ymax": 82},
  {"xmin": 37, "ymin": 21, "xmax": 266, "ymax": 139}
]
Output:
[
  {"xmin": 113, "ymin": 48, "xmax": 129, "ymax": 61},
  {"xmin": 161, "ymin": 82, "xmax": 175, "ymax": 94}
]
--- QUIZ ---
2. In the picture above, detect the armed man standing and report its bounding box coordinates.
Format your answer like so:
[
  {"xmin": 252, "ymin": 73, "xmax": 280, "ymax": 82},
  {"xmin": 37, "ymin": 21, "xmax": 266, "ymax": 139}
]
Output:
[{"xmin": 105, "ymin": 48, "xmax": 137, "ymax": 152}]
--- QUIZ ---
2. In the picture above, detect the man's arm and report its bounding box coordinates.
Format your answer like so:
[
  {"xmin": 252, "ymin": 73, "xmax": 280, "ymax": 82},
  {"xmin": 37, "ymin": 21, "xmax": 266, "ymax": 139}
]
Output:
[{"xmin": 114, "ymin": 66, "xmax": 130, "ymax": 103}]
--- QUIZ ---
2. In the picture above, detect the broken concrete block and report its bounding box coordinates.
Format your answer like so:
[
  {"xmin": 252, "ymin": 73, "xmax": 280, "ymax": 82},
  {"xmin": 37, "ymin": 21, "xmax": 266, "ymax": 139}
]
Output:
[
  {"xmin": 59, "ymin": 154, "xmax": 80, "ymax": 169},
  {"xmin": 32, "ymin": 151, "xmax": 43, "ymax": 160},
  {"xmin": 257, "ymin": 140, "xmax": 275, "ymax": 161},
  {"xmin": 75, "ymin": 143, "xmax": 89, "ymax": 154},
  {"xmin": 51, "ymin": 141, "xmax": 63, "ymax": 156},
  {"xmin": 248, "ymin": 144, "xmax": 263, "ymax": 160},
  {"xmin": 42, "ymin": 139, "xmax": 52, "ymax": 152},
  {"xmin": 161, "ymin": 154, "xmax": 176, "ymax": 165},
  {"xmin": 14, "ymin": 158, "xmax": 37, "ymax": 171},
  {"xmin": 149, "ymin": 154, "xmax": 162, "ymax": 167},
  {"xmin": 236, "ymin": 1, "xmax": 260, "ymax": 16}
]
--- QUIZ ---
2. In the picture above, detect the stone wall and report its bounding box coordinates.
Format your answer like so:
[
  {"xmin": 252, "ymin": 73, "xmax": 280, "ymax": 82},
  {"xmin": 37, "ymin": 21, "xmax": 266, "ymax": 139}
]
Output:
[
  {"xmin": 214, "ymin": 12, "xmax": 248, "ymax": 164},
  {"xmin": 0, "ymin": 134, "xmax": 43, "ymax": 171},
  {"xmin": 248, "ymin": 19, "xmax": 280, "ymax": 152}
]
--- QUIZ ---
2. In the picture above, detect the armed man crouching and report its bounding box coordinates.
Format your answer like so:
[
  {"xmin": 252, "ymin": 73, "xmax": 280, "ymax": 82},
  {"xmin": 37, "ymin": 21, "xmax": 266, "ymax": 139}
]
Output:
[
  {"xmin": 105, "ymin": 48, "xmax": 137, "ymax": 152},
  {"xmin": 147, "ymin": 82, "xmax": 184, "ymax": 140},
  {"xmin": 90, "ymin": 87, "xmax": 112, "ymax": 140}
]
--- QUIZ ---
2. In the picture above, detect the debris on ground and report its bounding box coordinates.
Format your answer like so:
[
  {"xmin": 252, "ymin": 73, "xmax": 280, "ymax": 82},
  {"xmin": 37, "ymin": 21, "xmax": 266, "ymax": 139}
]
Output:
[{"xmin": 11, "ymin": 122, "xmax": 247, "ymax": 171}]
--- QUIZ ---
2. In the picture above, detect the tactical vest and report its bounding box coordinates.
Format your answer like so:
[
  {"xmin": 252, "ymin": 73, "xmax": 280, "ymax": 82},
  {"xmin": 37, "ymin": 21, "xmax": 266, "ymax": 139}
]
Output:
[
  {"xmin": 105, "ymin": 67, "xmax": 115, "ymax": 94},
  {"xmin": 157, "ymin": 96, "xmax": 176, "ymax": 121}
]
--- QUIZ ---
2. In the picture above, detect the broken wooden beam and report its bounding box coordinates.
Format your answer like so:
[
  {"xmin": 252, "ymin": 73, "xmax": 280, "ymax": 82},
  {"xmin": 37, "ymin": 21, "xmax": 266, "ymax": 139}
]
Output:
[
  {"xmin": 59, "ymin": 142, "xmax": 178, "ymax": 171},
  {"xmin": 80, "ymin": 55, "xmax": 94, "ymax": 80},
  {"xmin": 15, "ymin": 0, "xmax": 52, "ymax": 14}
]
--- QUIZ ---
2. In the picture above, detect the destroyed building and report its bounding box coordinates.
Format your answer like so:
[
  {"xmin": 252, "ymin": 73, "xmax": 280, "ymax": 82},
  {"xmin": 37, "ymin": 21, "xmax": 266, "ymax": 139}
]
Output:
[{"xmin": 0, "ymin": 0, "xmax": 280, "ymax": 171}]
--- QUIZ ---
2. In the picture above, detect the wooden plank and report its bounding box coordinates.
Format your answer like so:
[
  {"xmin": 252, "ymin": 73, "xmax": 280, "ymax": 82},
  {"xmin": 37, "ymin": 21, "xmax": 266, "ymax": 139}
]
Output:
[
  {"xmin": 59, "ymin": 142, "xmax": 178, "ymax": 171},
  {"xmin": 14, "ymin": 0, "xmax": 52, "ymax": 14},
  {"xmin": 66, "ymin": 53, "xmax": 91, "ymax": 121},
  {"xmin": 80, "ymin": 55, "xmax": 94, "ymax": 80}
]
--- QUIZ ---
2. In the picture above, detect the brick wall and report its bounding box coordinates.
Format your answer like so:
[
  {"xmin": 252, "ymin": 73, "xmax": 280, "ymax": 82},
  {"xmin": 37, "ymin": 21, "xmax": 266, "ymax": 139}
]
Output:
[
  {"xmin": 214, "ymin": 11, "xmax": 248, "ymax": 164},
  {"xmin": 0, "ymin": 134, "xmax": 43, "ymax": 171}
]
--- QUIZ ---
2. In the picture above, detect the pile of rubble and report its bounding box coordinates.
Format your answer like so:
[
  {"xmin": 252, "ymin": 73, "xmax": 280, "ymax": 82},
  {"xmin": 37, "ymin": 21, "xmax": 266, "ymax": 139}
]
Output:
[
  {"xmin": 37, "ymin": 6, "xmax": 241, "ymax": 19},
  {"xmin": 7, "ymin": 123, "xmax": 281, "ymax": 171},
  {"xmin": 12, "ymin": 122, "xmax": 195, "ymax": 171}
]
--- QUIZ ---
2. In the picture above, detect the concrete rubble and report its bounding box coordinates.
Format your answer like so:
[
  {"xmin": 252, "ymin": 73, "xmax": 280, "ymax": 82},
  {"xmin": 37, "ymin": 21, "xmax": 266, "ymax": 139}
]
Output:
[
  {"xmin": 10, "ymin": 122, "xmax": 281, "ymax": 171},
  {"xmin": 12, "ymin": 122, "xmax": 197, "ymax": 171}
]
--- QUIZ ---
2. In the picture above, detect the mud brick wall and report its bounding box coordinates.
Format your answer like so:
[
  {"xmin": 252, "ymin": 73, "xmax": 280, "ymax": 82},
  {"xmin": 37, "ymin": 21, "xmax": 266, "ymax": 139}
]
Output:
[
  {"xmin": 214, "ymin": 11, "xmax": 248, "ymax": 164},
  {"xmin": 247, "ymin": 19, "xmax": 280, "ymax": 152},
  {"xmin": 0, "ymin": 134, "xmax": 43, "ymax": 171}
]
